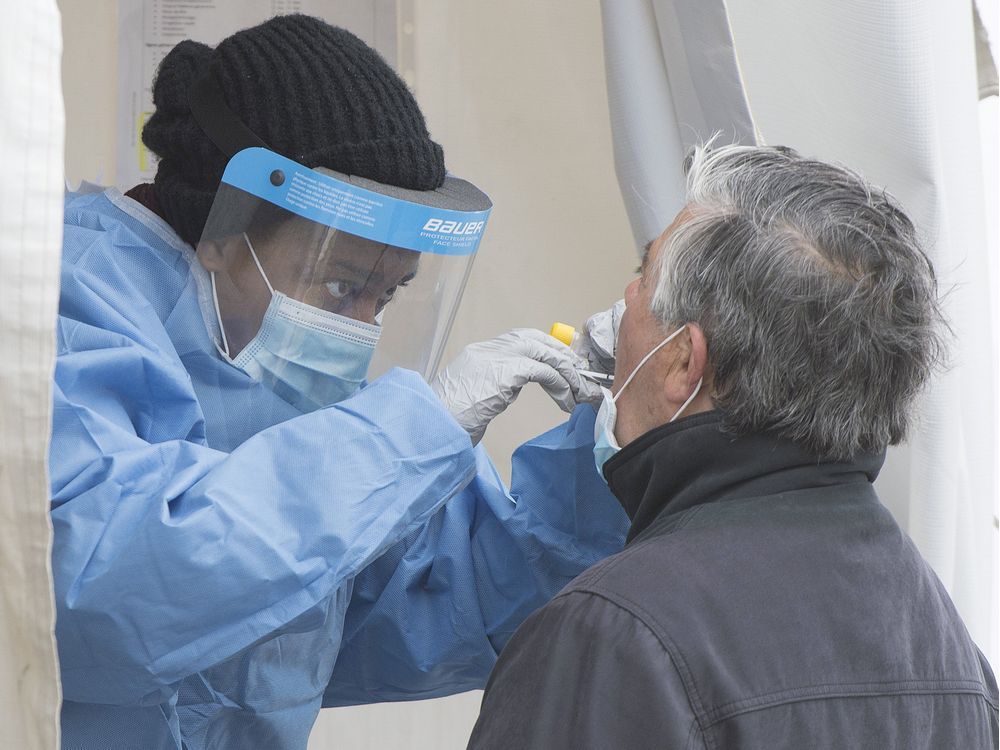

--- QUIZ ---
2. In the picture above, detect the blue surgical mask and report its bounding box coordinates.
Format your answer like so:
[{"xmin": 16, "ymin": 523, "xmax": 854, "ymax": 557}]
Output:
[
  {"xmin": 593, "ymin": 325, "xmax": 703, "ymax": 481},
  {"xmin": 593, "ymin": 385, "xmax": 623, "ymax": 477},
  {"xmin": 213, "ymin": 234, "xmax": 381, "ymax": 412}
]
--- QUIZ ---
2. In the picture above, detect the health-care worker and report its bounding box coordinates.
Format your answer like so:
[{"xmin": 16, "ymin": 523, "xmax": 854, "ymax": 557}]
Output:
[{"xmin": 52, "ymin": 14, "xmax": 627, "ymax": 750}]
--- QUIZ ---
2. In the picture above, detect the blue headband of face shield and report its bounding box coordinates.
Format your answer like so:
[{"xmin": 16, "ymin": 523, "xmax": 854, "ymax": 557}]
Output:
[{"xmin": 219, "ymin": 148, "xmax": 493, "ymax": 256}]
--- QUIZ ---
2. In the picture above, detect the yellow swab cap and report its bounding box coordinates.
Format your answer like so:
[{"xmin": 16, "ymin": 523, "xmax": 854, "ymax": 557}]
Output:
[{"xmin": 549, "ymin": 322, "xmax": 576, "ymax": 347}]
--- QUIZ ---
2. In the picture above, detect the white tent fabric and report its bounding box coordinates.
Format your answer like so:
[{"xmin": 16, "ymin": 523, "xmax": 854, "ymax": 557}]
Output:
[
  {"xmin": 599, "ymin": 0, "xmax": 757, "ymax": 251},
  {"xmin": 0, "ymin": 2, "xmax": 64, "ymax": 749},
  {"xmin": 602, "ymin": 0, "xmax": 998, "ymax": 669}
]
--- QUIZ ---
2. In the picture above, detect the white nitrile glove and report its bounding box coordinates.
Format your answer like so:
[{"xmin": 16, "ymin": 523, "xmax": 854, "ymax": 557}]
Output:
[
  {"xmin": 432, "ymin": 328, "xmax": 602, "ymax": 445},
  {"xmin": 579, "ymin": 299, "xmax": 624, "ymax": 375}
]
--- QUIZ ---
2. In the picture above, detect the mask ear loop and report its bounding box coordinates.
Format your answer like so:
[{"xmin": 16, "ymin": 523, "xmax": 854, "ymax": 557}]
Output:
[
  {"xmin": 670, "ymin": 377, "xmax": 703, "ymax": 422},
  {"xmin": 612, "ymin": 324, "xmax": 687, "ymax": 404},
  {"xmin": 211, "ymin": 273, "xmax": 231, "ymax": 358},
  {"xmin": 210, "ymin": 233, "xmax": 273, "ymax": 359},
  {"xmin": 243, "ymin": 232, "xmax": 274, "ymax": 294}
]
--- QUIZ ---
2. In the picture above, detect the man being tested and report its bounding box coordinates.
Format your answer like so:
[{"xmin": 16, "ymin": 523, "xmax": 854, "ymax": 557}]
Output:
[{"xmin": 468, "ymin": 144, "xmax": 999, "ymax": 749}]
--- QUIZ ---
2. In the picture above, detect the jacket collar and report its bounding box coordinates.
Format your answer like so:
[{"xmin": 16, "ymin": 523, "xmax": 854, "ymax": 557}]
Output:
[{"xmin": 602, "ymin": 411, "xmax": 885, "ymax": 543}]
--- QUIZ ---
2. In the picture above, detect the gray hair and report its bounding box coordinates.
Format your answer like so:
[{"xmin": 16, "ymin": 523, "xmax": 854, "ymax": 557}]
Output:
[{"xmin": 649, "ymin": 144, "xmax": 947, "ymax": 459}]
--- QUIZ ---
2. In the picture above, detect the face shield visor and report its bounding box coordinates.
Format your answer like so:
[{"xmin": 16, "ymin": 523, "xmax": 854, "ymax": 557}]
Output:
[{"xmin": 197, "ymin": 147, "xmax": 492, "ymax": 408}]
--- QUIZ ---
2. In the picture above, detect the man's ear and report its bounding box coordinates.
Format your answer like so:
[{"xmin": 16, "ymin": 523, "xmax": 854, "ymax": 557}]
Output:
[
  {"xmin": 196, "ymin": 238, "xmax": 233, "ymax": 273},
  {"xmin": 686, "ymin": 323, "xmax": 709, "ymax": 388},
  {"xmin": 663, "ymin": 324, "xmax": 709, "ymax": 403}
]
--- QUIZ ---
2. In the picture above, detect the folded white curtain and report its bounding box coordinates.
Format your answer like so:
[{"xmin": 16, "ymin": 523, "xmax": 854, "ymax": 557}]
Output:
[
  {"xmin": 602, "ymin": 0, "xmax": 998, "ymax": 669},
  {"xmin": 599, "ymin": 0, "xmax": 757, "ymax": 252},
  {"xmin": 0, "ymin": 2, "xmax": 65, "ymax": 748}
]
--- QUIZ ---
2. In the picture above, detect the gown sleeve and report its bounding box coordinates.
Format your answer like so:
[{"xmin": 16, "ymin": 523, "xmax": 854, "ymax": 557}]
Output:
[
  {"xmin": 322, "ymin": 404, "xmax": 630, "ymax": 705},
  {"xmin": 51, "ymin": 224, "xmax": 476, "ymax": 707}
]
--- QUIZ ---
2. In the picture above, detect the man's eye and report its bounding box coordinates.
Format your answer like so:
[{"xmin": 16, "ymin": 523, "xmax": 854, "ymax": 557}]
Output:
[{"xmin": 325, "ymin": 280, "xmax": 359, "ymax": 300}]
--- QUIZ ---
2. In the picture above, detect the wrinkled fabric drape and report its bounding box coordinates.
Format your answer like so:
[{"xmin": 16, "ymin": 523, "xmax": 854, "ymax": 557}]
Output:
[
  {"xmin": 601, "ymin": 0, "xmax": 998, "ymax": 670},
  {"xmin": 0, "ymin": 2, "xmax": 64, "ymax": 749},
  {"xmin": 599, "ymin": 0, "xmax": 757, "ymax": 252}
]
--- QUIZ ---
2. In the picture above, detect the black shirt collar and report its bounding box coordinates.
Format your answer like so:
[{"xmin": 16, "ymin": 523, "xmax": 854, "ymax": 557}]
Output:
[{"xmin": 602, "ymin": 411, "xmax": 886, "ymax": 543}]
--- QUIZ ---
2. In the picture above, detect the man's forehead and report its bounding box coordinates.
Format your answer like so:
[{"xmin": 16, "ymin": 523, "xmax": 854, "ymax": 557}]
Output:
[{"xmin": 645, "ymin": 206, "xmax": 695, "ymax": 272}]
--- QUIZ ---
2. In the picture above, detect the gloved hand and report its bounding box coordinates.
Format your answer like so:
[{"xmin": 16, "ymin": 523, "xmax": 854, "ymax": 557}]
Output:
[
  {"xmin": 432, "ymin": 328, "xmax": 602, "ymax": 445},
  {"xmin": 578, "ymin": 299, "xmax": 624, "ymax": 375}
]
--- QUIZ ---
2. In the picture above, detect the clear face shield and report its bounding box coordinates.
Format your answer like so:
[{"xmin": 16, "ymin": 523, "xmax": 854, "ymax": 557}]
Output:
[{"xmin": 197, "ymin": 147, "xmax": 492, "ymax": 410}]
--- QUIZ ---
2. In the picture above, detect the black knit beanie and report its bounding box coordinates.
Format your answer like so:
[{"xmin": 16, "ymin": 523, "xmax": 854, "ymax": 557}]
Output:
[{"xmin": 142, "ymin": 14, "xmax": 446, "ymax": 245}]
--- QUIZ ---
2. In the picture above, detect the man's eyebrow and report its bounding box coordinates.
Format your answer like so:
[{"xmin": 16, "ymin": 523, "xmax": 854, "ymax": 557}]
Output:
[{"xmin": 640, "ymin": 240, "xmax": 653, "ymax": 276}]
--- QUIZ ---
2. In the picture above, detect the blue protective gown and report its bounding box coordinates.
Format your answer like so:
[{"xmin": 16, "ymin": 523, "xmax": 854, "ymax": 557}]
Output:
[{"xmin": 52, "ymin": 187, "xmax": 629, "ymax": 750}]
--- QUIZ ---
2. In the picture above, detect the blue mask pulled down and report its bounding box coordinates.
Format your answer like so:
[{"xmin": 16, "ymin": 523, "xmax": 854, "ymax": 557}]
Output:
[{"xmin": 214, "ymin": 234, "xmax": 380, "ymax": 412}]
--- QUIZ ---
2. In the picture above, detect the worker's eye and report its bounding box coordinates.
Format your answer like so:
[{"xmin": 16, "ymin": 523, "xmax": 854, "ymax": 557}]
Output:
[
  {"xmin": 375, "ymin": 279, "xmax": 411, "ymax": 313},
  {"xmin": 324, "ymin": 279, "xmax": 361, "ymax": 301},
  {"xmin": 382, "ymin": 278, "xmax": 410, "ymax": 301}
]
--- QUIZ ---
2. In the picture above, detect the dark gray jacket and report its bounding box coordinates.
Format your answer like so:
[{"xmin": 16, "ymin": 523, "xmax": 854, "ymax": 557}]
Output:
[{"xmin": 468, "ymin": 412, "xmax": 998, "ymax": 749}]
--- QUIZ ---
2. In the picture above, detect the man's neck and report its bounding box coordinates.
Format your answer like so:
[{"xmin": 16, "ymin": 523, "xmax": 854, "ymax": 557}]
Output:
[
  {"xmin": 602, "ymin": 412, "xmax": 885, "ymax": 543},
  {"xmin": 614, "ymin": 387, "xmax": 716, "ymax": 448}
]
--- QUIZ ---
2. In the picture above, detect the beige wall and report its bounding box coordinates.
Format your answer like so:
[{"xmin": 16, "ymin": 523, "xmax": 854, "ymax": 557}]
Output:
[
  {"xmin": 411, "ymin": 0, "xmax": 636, "ymax": 481},
  {"xmin": 60, "ymin": 0, "xmax": 117, "ymax": 186},
  {"xmin": 57, "ymin": 1, "xmax": 634, "ymax": 748}
]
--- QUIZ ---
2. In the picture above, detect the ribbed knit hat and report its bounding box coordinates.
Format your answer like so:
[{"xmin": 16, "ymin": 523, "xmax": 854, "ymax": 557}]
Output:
[{"xmin": 142, "ymin": 14, "xmax": 446, "ymax": 245}]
